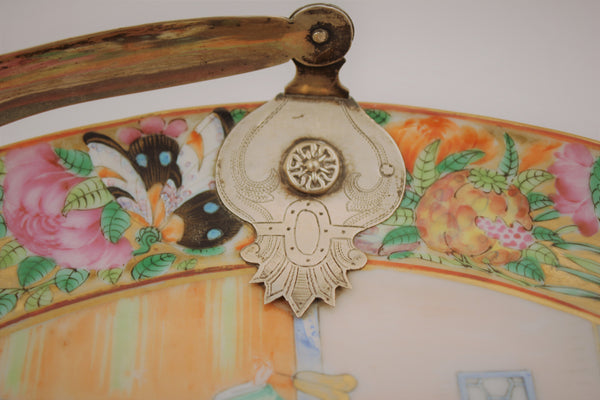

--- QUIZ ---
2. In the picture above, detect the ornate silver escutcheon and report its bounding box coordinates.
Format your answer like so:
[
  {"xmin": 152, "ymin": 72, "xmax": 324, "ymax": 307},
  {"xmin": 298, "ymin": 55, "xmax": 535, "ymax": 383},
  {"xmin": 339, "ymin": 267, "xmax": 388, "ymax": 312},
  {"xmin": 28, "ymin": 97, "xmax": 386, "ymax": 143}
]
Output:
[{"xmin": 216, "ymin": 95, "xmax": 406, "ymax": 316}]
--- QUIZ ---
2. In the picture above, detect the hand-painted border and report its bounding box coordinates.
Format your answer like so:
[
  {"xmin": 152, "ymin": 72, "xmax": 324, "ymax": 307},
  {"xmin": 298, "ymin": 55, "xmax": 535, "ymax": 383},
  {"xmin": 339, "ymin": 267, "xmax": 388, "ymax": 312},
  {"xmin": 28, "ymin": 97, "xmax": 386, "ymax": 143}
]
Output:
[{"xmin": 0, "ymin": 102, "xmax": 599, "ymax": 330}]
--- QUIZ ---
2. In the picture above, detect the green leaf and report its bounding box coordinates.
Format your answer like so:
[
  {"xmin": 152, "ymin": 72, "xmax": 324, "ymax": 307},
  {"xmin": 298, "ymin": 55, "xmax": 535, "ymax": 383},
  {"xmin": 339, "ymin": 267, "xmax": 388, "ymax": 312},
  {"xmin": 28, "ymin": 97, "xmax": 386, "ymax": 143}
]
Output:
[
  {"xmin": 0, "ymin": 159, "xmax": 5, "ymax": 181},
  {"xmin": 54, "ymin": 148, "xmax": 93, "ymax": 176},
  {"xmin": 175, "ymin": 258, "xmax": 198, "ymax": 271},
  {"xmin": 413, "ymin": 140, "xmax": 440, "ymax": 195},
  {"xmin": 55, "ymin": 269, "xmax": 90, "ymax": 293},
  {"xmin": 389, "ymin": 251, "xmax": 415, "ymax": 260},
  {"xmin": 184, "ymin": 246, "xmax": 225, "ymax": 256},
  {"xmin": 532, "ymin": 226, "xmax": 564, "ymax": 243},
  {"xmin": 406, "ymin": 171, "xmax": 413, "ymax": 186},
  {"xmin": 0, "ymin": 291, "xmax": 18, "ymax": 318},
  {"xmin": 17, "ymin": 257, "xmax": 56, "ymax": 287},
  {"xmin": 591, "ymin": 157, "xmax": 600, "ymax": 219},
  {"xmin": 382, "ymin": 226, "xmax": 420, "ymax": 246},
  {"xmin": 533, "ymin": 209, "xmax": 560, "ymax": 222},
  {"xmin": 24, "ymin": 286, "xmax": 53, "ymax": 312},
  {"xmin": 230, "ymin": 108, "xmax": 247, "ymax": 124},
  {"xmin": 468, "ymin": 168, "xmax": 508, "ymax": 194},
  {"xmin": 557, "ymin": 265, "xmax": 600, "ymax": 286},
  {"xmin": 383, "ymin": 208, "xmax": 414, "ymax": 226},
  {"xmin": 62, "ymin": 177, "xmax": 112, "ymax": 215},
  {"xmin": 0, "ymin": 214, "xmax": 7, "ymax": 238},
  {"xmin": 435, "ymin": 150, "xmax": 485, "ymax": 175},
  {"xmin": 0, "ymin": 186, "xmax": 4, "ymax": 205},
  {"xmin": 400, "ymin": 190, "xmax": 421, "ymax": 209},
  {"xmin": 554, "ymin": 241, "xmax": 600, "ymax": 254},
  {"xmin": 410, "ymin": 252, "xmax": 464, "ymax": 267},
  {"xmin": 555, "ymin": 225, "xmax": 579, "ymax": 236},
  {"xmin": 504, "ymin": 257, "xmax": 544, "ymax": 282},
  {"xmin": 101, "ymin": 201, "xmax": 131, "ymax": 243},
  {"xmin": 131, "ymin": 253, "xmax": 176, "ymax": 280},
  {"xmin": 62, "ymin": 177, "xmax": 113, "ymax": 215},
  {"xmin": 527, "ymin": 192, "xmax": 554, "ymax": 210},
  {"xmin": 522, "ymin": 242, "xmax": 559, "ymax": 266},
  {"xmin": 565, "ymin": 255, "xmax": 600, "ymax": 275},
  {"xmin": 542, "ymin": 285, "xmax": 600, "ymax": 300},
  {"xmin": 98, "ymin": 268, "xmax": 123, "ymax": 284},
  {"xmin": 0, "ymin": 240, "xmax": 27, "ymax": 269},
  {"xmin": 364, "ymin": 109, "xmax": 391, "ymax": 126},
  {"xmin": 499, "ymin": 133, "xmax": 519, "ymax": 181},
  {"xmin": 513, "ymin": 169, "xmax": 553, "ymax": 194},
  {"xmin": 133, "ymin": 226, "xmax": 162, "ymax": 256}
]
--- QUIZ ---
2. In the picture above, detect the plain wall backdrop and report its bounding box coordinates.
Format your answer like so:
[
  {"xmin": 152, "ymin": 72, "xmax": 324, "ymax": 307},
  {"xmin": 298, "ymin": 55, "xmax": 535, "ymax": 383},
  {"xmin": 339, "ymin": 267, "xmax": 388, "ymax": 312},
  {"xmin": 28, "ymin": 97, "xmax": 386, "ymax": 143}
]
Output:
[{"xmin": 0, "ymin": 0, "xmax": 599, "ymax": 145}]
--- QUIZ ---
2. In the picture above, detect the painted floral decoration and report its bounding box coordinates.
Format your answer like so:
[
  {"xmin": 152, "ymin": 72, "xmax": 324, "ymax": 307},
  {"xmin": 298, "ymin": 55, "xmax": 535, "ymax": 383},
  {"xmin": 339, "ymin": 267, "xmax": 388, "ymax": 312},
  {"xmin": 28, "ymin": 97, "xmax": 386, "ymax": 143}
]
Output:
[
  {"xmin": 356, "ymin": 114, "xmax": 600, "ymax": 304},
  {"xmin": 0, "ymin": 110, "xmax": 248, "ymax": 321},
  {"xmin": 3, "ymin": 143, "xmax": 132, "ymax": 270},
  {"xmin": 548, "ymin": 143, "xmax": 600, "ymax": 237},
  {"xmin": 0, "ymin": 106, "xmax": 599, "ymax": 324},
  {"xmin": 0, "ymin": 142, "xmax": 136, "ymax": 319}
]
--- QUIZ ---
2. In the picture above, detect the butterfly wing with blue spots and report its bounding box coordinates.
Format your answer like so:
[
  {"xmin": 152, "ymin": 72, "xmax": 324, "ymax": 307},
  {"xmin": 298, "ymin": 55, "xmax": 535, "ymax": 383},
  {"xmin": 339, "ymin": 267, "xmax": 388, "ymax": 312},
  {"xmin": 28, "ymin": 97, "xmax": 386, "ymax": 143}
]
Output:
[{"xmin": 84, "ymin": 109, "xmax": 243, "ymax": 250}]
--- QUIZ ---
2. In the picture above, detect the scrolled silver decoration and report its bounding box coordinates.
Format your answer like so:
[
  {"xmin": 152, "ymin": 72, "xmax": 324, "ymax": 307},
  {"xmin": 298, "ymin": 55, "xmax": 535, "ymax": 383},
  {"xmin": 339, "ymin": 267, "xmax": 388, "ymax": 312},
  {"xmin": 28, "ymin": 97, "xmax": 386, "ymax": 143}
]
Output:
[{"xmin": 216, "ymin": 94, "xmax": 405, "ymax": 317}]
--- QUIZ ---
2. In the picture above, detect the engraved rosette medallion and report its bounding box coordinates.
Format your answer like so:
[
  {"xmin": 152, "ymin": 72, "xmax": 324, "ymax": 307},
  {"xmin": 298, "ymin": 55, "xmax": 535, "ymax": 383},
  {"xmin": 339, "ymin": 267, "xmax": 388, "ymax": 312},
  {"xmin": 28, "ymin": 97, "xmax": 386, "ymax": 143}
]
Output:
[{"xmin": 216, "ymin": 95, "xmax": 405, "ymax": 316}]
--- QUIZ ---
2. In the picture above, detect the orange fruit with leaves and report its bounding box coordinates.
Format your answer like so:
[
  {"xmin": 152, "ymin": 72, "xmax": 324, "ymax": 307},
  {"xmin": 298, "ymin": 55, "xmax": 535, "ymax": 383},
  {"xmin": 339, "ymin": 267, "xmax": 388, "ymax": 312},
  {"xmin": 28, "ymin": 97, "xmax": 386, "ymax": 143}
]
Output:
[{"xmin": 415, "ymin": 170, "xmax": 533, "ymax": 265}]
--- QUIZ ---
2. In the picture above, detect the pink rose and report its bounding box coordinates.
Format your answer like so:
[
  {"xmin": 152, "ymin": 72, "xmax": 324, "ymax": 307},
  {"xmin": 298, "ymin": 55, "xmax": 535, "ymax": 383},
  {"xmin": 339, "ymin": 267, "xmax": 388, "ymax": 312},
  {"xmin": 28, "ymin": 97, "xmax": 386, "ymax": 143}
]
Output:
[
  {"xmin": 548, "ymin": 143, "xmax": 599, "ymax": 236},
  {"xmin": 3, "ymin": 143, "xmax": 132, "ymax": 269}
]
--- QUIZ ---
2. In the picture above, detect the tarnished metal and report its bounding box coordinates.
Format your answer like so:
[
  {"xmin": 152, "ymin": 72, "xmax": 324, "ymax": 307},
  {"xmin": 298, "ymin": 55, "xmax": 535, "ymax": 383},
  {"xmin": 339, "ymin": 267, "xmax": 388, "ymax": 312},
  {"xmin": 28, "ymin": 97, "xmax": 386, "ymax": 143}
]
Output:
[
  {"xmin": 0, "ymin": 3, "xmax": 353, "ymax": 125},
  {"xmin": 284, "ymin": 3, "xmax": 353, "ymax": 98},
  {"xmin": 216, "ymin": 5, "xmax": 405, "ymax": 317},
  {"xmin": 283, "ymin": 139, "xmax": 341, "ymax": 195},
  {"xmin": 216, "ymin": 95, "xmax": 406, "ymax": 316}
]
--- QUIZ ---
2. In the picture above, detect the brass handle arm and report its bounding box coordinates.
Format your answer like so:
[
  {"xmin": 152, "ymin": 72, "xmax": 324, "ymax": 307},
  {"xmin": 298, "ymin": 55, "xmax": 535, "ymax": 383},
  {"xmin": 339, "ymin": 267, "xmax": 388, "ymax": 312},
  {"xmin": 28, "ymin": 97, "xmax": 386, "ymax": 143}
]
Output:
[{"xmin": 0, "ymin": 4, "xmax": 353, "ymax": 126}]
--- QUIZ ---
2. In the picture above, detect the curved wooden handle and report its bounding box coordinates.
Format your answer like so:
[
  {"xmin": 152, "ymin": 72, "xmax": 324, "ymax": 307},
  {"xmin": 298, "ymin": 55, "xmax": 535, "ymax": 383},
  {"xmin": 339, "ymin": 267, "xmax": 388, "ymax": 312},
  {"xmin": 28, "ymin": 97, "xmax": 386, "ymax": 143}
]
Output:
[{"xmin": 0, "ymin": 5, "xmax": 353, "ymax": 126}]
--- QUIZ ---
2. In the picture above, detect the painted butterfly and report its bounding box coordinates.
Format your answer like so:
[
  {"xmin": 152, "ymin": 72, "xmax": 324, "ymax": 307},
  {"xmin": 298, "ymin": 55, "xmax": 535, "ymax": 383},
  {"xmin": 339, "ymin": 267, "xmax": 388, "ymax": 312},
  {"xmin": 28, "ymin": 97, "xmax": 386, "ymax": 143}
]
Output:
[{"xmin": 84, "ymin": 109, "xmax": 243, "ymax": 250}]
